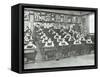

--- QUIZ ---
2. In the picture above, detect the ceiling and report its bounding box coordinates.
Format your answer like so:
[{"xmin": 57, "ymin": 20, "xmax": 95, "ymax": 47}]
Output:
[{"xmin": 25, "ymin": 8, "xmax": 93, "ymax": 16}]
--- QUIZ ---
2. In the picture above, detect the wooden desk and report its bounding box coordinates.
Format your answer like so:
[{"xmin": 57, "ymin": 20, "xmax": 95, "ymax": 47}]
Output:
[
  {"xmin": 38, "ymin": 40, "xmax": 94, "ymax": 61},
  {"xmin": 24, "ymin": 49, "xmax": 37, "ymax": 64}
]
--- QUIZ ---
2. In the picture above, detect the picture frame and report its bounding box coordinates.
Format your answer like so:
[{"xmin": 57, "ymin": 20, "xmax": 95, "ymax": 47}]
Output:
[{"xmin": 11, "ymin": 3, "xmax": 98, "ymax": 73}]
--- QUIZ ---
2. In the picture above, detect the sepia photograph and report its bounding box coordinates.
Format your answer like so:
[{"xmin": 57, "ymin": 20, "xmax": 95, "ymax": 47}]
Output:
[{"xmin": 24, "ymin": 7, "xmax": 95, "ymax": 69}]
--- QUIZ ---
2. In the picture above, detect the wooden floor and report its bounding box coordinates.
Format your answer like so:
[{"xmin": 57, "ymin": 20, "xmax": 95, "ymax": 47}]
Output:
[{"xmin": 24, "ymin": 54, "xmax": 94, "ymax": 69}]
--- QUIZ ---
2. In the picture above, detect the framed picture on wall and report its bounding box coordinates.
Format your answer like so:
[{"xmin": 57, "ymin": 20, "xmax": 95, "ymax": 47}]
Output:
[{"xmin": 11, "ymin": 3, "xmax": 98, "ymax": 73}]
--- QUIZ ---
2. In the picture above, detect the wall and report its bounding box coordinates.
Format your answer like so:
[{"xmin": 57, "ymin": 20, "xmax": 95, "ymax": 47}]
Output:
[
  {"xmin": 0, "ymin": 0, "xmax": 99, "ymax": 77},
  {"xmin": 89, "ymin": 13, "xmax": 95, "ymax": 33},
  {"xmin": 81, "ymin": 15, "xmax": 89, "ymax": 35}
]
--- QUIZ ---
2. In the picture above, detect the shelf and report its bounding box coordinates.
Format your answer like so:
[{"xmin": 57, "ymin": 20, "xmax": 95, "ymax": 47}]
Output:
[{"xmin": 34, "ymin": 21, "xmax": 81, "ymax": 24}]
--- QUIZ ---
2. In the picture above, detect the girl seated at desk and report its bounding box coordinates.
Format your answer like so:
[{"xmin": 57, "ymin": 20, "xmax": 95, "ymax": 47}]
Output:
[
  {"xmin": 40, "ymin": 33, "xmax": 46, "ymax": 39},
  {"xmin": 58, "ymin": 38, "xmax": 69, "ymax": 46},
  {"xmin": 73, "ymin": 39, "xmax": 82, "ymax": 45},
  {"xmin": 86, "ymin": 37, "xmax": 93, "ymax": 44},
  {"xmin": 44, "ymin": 38, "xmax": 54, "ymax": 47},
  {"xmin": 41, "ymin": 36, "xmax": 48, "ymax": 43},
  {"xmin": 54, "ymin": 33, "xmax": 60, "ymax": 39},
  {"xmin": 24, "ymin": 41, "xmax": 37, "ymax": 49},
  {"xmin": 24, "ymin": 41, "xmax": 37, "ymax": 63}
]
